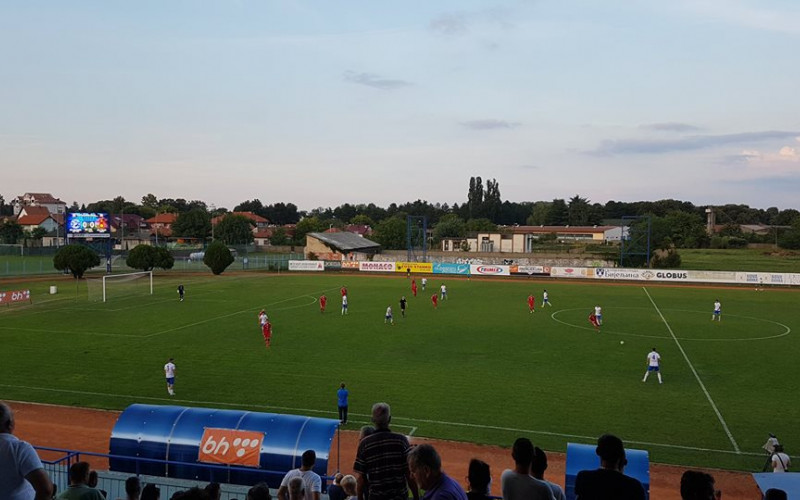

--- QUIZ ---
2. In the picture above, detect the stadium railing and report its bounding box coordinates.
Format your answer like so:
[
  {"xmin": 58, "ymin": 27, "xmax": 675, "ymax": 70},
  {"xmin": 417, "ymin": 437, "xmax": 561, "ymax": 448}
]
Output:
[{"xmin": 36, "ymin": 445, "xmax": 337, "ymax": 500}]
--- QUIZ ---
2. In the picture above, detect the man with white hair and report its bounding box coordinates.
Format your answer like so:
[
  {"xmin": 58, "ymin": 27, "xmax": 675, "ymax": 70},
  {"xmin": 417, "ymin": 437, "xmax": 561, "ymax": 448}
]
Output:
[
  {"xmin": 0, "ymin": 402, "xmax": 53, "ymax": 500},
  {"xmin": 354, "ymin": 403, "xmax": 419, "ymax": 500}
]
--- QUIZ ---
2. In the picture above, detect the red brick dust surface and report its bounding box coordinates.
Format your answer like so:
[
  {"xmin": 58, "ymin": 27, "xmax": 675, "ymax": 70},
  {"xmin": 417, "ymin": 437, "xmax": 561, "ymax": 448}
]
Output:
[{"xmin": 10, "ymin": 402, "xmax": 760, "ymax": 499}]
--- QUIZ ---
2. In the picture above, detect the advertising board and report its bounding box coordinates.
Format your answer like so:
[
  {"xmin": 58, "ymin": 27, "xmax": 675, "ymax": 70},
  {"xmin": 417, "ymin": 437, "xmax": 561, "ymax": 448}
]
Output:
[
  {"xmin": 359, "ymin": 261, "xmax": 395, "ymax": 272},
  {"xmin": 197, "ymin": 428, "xmax": 263, "ymax": 467},
  {"xmin": 0, "ymin": 289, "xmax": 31, "ymax": 305},
  {"xmin": 550, "ymin": 267, "xmax": 593, "ymax": 278},
  {"xmin": 469, "ymin": 264, "xmax": 510, "ymax": 276},
  {"xmin": 512, "ymin": 265, "xmax": 545, "ymax": 275},
  {"xmin": 432, "ymin": 263, "xmax": 470, "ymax": 275},
  {"xmin": 394, "ymin": 261, "xmax": 433, "ymax": 274},
  {"xmin": 67, "ymin": 212, "xmax": 111, "ymax": 238},
  {"xmin": 288, "ymin": 260, "xmax": 324, "ymax": 271}
]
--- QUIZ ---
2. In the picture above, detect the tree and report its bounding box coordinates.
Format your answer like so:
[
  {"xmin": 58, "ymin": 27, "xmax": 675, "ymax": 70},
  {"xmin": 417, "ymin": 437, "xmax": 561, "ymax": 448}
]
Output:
[
  {"xmin": 214, "ymin": 214, "xmax": 254, "ymax": 244},
  {"xmin": 204, "ymin": 240, "xmax": 234, "ymax": 275},
  {"xmin": 373, "ymin": 217, "xmax": 406, "ymax": 249},
  {"xmin": 53, "ymin": 244, "xmax": 100, "ymax": 278},
  {"xmin": 568, "ymin": 195, "xmax": 592, "ymax": 226},
  {"xmin": 350, "ymin": 214, "xmax": 375, "ymax": 227},
  {"xmin": 546, "ymin": 199, "xmax": 569, "ymax": 225},
  {"xmin": 467, "ymin": 176, "xmax": 484, "ymax": 219},
  {"xmin": 141, "ymin": 194, "xmax": 159, "ymax": 210},
  {"xmin": 432, "ymin": 214, "xmax": 466, "ymax": 243},
  {"xmin": 483, "ymin": 179, "xmax": 502, "ymax": 222},
  {"xmin": 0, "ymin": 220, "xmax": 24, "ymax": 244},
  {"xmin": 527, "ymin": 201, "xmax": 551, "ymax": 226},
  {"xmin": 172, "ymin": 209, "xmax": 211, "ymax": 239},
  {"xmin": 293, "ymin": 216, "xmax": 324, "ymax": 245},
  {"xmin": 664, "ymin": 211, "xmax": 707, "ymax": 248},
  {"xmin": 126, "ymin": 244, "xmax": 175, "ymax": 271},
  {"xmin": 269, "ymin": 227, "xmax": 290, "ymax": 246},
  {"xmin": 465, "ymin": 218, "xmax": 497, "ymax": 232}
]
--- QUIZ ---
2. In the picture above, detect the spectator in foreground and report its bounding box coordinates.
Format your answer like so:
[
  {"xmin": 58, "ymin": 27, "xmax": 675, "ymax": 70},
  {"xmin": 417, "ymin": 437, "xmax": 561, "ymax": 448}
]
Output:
[
  {"xmin": 277, "ymin": 450, "xmax": 321, "ymax": 500},
  {"xmin": 58, "ymin": 461, "xmax": 105, "ymax": 500},
  {"xmin": 407, "ymin": 444, "xmax": 466, "ymax": 500},
  {"xmin": 87, "ymin": 471, "xmax": 107, "ymax": 498},
  {"xmin": 123, "ymin": 476, "xmax": 141, "ymax": 500},
  {"xmin": 772, "ymin": 444, "xmax": 791, "ymax": 473},
  {"xmin": 246, "ymin": 483, "xmax": 271, "ymax": 500},
  {"xmin": 340, "ymin": 475, "xmax": 357, "ymax": 500},
  {"xmin": 466, "ymin": 459, "xmax": 491, "ymax": 500},
  {"xmin": 531, "ymin": 447, "xmax": 565, "ymax": 500},
  {"xmin": 141, "ymin": 484, "xmax": 161, "ymax": 500},
  {"xmin": 288, "ymin": 477, "xmax": 305, "ymax": 500},
  {"xmin": 764, "ymin": 488, "xmax": 788, "ymax": 500},
  {"xmin": 328, "ymin": 473, "xmax": 346, "ymax": 500},
  {"xmin": 680, "ymin": 470, "xmax": 718, "ymax": 500},
  {"xmin": 204, "ymin": 483, "xmax": 221, "ymax": 500},
  {"xmin": 500, "ymin": 438, "xmax": 554, "ymax": 500},
  {"xmin": 0, "ymin": 401, "xmax": 53, "ymax": 500},
  {"xmin": 574, "ymin": 434, "xmax": 645, "ymax": 500},
  {"xmin": 353, "ymin": 403, "xmax": 418, "ymax": 500}
]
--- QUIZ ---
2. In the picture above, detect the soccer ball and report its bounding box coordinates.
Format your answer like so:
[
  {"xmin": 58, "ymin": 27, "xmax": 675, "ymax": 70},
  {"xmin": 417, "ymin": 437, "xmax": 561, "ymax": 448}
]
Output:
[{"xmin": 620, "ymin": 340, "xmax": 625, "ymax": 345}]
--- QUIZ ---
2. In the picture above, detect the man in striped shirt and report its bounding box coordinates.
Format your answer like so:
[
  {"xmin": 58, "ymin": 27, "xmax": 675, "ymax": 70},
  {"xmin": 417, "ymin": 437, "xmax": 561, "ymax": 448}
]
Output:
[{"xmin": 354, "ymin": 403, "xmax": 419, "ymax": 500}]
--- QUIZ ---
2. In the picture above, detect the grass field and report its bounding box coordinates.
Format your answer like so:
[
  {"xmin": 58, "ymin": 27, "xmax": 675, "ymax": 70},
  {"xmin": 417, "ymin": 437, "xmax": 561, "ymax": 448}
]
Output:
[
  {"xmin": 677, "ymin": 248, "xmax": 800, "ymax": 272},
  {"xmin": 1, "ymin": 272, "xmax": 798, "ymax": 472}
]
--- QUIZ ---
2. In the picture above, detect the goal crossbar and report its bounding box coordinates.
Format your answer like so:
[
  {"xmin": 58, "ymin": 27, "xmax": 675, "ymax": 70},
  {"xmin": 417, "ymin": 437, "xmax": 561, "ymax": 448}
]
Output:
[{"xmin": 100, "ymin": 271, "xmax": 153, "ymax": 302}]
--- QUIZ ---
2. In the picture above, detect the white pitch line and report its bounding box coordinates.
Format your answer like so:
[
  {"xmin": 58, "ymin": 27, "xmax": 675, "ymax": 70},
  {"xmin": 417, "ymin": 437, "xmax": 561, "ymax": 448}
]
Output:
[
  {"xmin": 0, "ymin": 383, "xmax": 761, "ymax": 457},
  {"xmin": 642, "ymin": 287, "xmax": 740, "ymax": 453}
]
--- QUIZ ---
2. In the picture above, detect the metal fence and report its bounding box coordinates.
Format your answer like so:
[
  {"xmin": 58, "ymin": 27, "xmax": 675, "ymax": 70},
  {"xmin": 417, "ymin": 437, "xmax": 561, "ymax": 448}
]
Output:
[
  {"xmin": 0, "ymin": 253, "xmax": 305, "ymax": 277},
  {"xmin": 36, "ymin": 446, "xmax": 335, "ymax": 500}
]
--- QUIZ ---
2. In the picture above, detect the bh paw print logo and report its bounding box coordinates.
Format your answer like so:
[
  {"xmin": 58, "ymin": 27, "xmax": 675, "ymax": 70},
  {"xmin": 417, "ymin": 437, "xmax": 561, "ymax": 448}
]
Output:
[{"xmin": 198, "ymin": 428, "xmax": 264, "ymax": 467}]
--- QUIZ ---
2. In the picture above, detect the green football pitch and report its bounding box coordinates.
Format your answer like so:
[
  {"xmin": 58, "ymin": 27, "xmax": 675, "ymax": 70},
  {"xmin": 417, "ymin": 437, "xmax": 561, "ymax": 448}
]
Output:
[{"xmin": 1, "ymin": 272, "xmax": 798, "ymax": 471}]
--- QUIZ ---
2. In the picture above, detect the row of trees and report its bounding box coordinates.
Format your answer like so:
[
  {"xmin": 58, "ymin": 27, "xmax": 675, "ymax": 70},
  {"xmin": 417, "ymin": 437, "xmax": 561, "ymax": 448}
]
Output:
[
  {"xmin": 6, "ymin": 177, "xmax": 800, "ymax": 249},
  {"xmin": 53, "ymin": 240, "xmax": 236, "ymax": 278}
]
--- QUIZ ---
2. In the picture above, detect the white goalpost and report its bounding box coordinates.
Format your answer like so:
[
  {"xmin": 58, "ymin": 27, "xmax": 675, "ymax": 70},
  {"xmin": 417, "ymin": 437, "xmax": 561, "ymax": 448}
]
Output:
[{"xmin": 87, "ymin": 271, "xmax": 153, "ymax": 302}]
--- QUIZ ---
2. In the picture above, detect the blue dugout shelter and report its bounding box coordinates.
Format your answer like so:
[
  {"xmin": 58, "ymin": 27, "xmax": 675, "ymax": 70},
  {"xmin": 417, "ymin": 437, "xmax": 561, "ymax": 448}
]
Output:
[{"xmin": 109, "ymin": 404, "xmax": 340, "ymax": 488}]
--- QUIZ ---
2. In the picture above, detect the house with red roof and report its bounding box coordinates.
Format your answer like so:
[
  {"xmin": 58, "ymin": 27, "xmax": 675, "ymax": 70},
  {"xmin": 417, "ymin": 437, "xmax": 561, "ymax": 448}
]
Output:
[
  {"xmin": 145, "ymin": 213, "xmax": 178, "ymax": 238},
  {"xmin": 12, "ymin": 193, "xmax": 67, "ymax": 216},
  {"xmin": 15, "ymin": 206, "xmax": 60, "ymax": 233},
  {"xmin": 211, "ymin": 211, "xmax": 270, "ymax": 229}
]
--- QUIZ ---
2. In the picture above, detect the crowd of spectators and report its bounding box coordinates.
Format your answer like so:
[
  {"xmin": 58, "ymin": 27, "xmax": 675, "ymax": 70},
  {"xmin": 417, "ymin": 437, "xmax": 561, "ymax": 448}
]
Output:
[{"xmin": 1, "ymin": 401, "xmax": 791, "ymax": 500}]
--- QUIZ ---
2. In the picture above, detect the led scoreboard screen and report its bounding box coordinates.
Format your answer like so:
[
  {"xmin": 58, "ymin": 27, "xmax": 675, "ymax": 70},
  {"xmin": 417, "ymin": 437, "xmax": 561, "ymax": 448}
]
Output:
[{"xmin": 67, "ymin": 212, "xmax": 111, "ymax": 238}]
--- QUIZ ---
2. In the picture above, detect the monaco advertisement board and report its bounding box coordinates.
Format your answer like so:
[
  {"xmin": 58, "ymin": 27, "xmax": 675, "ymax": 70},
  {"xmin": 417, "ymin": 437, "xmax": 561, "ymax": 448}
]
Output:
[{"xmin": 359, "ymin": 261, "xmax": 395, "ymax": 272}]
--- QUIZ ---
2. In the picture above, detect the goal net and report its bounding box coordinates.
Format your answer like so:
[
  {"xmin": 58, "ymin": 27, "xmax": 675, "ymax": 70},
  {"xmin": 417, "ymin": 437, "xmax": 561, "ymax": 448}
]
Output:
[{"xmin": 87, "ymin": 271, "xmax": 153, "ymax": 302}]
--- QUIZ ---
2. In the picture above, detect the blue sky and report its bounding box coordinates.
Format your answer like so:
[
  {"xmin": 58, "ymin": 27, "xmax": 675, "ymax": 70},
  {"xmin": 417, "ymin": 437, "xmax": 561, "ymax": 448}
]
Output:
[{"xmin": 2, "ymin": 0, "xmax": 799, "ymax": 211}]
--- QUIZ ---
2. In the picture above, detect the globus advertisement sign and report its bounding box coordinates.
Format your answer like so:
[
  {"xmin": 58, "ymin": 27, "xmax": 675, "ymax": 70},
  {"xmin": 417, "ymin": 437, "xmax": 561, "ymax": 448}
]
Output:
[{"xmin": 469, "ymin": 264, "xmax": 510, "ymax": 276}]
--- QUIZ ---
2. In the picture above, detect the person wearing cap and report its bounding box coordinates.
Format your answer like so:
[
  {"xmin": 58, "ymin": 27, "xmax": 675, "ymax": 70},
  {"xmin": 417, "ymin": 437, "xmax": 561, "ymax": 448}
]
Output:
[{"xmin": 574, "ymin": 434, "xmax": 645, "ymax": 500}]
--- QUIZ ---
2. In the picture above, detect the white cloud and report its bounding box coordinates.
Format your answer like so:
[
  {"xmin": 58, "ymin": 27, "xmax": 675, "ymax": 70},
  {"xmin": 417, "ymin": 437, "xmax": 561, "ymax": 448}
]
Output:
[{"xmin": 735, "ymin": 145, "xmax": 800, "ymax": 178}]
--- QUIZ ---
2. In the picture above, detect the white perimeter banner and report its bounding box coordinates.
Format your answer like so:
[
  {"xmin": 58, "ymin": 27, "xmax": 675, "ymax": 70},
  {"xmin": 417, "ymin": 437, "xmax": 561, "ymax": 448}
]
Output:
[
  {"xmin": 735, "ymin": 272, "xmax": 800, "ymax": 286},
  {"xmin": 594, "ymin": 268, "xmax": 737, "ymax": 283},
  {"xmin": 550, "ymin": 267, "xmax": 594, "ymax": 278},
  {"xmin": 470, "ymin": 264, "xmax": 511, "ymax": 276},
  {"xmin": 515, "ymin": 265, "xmax": 545, "ymax": 275},
  {"xmin": 359, "ymin": 261, "xmax": 395, "ymax": 272},
  {"xmin": 289, "ymin": 260, "xmax": 324, "ymax": 271}
]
